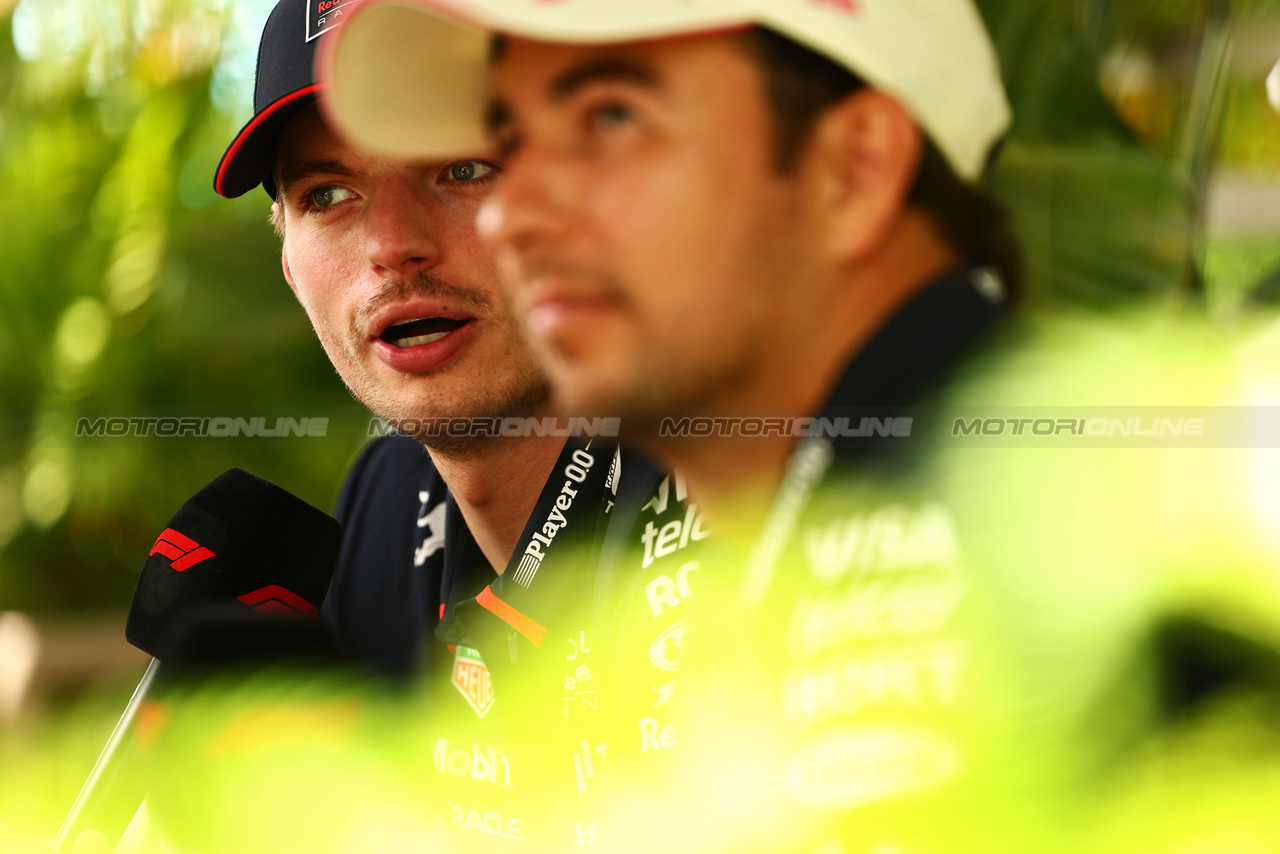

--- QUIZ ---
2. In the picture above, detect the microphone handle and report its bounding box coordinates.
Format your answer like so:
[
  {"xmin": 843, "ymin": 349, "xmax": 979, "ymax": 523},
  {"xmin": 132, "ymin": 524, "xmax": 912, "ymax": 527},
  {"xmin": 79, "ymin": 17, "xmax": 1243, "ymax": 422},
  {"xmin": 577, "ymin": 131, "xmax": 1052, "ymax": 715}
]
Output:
[{"xmin": 53, "ymin": 657, "xmax": 159, "ymax": 852}]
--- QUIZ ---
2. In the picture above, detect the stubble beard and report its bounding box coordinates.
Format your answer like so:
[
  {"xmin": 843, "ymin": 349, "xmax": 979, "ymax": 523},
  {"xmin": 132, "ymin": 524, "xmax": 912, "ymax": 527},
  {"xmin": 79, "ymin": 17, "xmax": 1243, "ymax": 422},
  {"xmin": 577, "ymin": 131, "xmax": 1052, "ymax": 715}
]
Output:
[
  {"xmin": 534, "ymin": 268, "xmax": 764, "ymax": 448},
  {"xmin": 363, "ymin": 361, "xmax": 551, "ymax": 461},
  {"xmin": 541, "ymin": 312, "xmax": 760, "ymax": 454},
  {"xmin": 337, "ymin": 271, "xmax": 553, "ymax": 459}
]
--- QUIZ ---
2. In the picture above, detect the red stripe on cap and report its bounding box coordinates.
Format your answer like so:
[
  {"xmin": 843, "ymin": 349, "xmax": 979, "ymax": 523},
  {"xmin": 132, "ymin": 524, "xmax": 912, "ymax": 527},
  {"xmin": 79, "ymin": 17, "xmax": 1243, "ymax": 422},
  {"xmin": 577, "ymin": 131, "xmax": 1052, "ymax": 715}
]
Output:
[
  {"xmin": 214, "ymin": 83, "xmax": 325, "ymax": 197},
  {"xmin": 475, "ymin": 585, "xmax": 547, "ymax": 648}
]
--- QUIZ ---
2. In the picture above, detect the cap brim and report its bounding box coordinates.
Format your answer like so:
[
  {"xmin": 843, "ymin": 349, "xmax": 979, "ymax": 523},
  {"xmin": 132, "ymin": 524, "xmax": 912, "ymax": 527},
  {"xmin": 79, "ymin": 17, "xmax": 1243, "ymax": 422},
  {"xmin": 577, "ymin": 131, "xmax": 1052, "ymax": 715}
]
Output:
[
  {"xmin": 319, "ymin": 0, "xmax": 1010, "ymax": 183},
  {"xmin": 214, "ymin": 84, "xmax": 323, "ymax": 199},
  {"xmin": 318, "ymin": 0, "xmax": 749, "ymax": 160}
]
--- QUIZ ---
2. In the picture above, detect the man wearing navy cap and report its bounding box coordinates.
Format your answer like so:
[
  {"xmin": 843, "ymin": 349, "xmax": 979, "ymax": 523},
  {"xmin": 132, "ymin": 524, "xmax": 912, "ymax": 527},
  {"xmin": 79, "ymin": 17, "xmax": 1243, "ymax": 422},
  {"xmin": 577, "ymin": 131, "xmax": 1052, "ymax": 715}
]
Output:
[
  {"xmin": 0, "ymin": 2, "xmax": 647, "ymax": 851},
  {"xmin": 212, "ymin": 0, "xmax": 624, "ymax": 674},
  {"xmin": 2, "ymin": 0, "xmax": 634, "ymax": 850},
  {"xmin": 202, "ymin": 0, "xmax": 632, "ymax": 847}
]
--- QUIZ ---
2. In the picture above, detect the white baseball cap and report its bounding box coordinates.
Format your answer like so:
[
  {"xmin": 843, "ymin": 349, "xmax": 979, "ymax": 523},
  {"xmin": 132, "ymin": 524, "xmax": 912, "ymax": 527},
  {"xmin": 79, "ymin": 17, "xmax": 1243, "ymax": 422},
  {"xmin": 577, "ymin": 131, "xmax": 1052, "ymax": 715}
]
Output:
[{"xmin": 318, "ymin": 0, "xmax": 1011, "ymax": 183}]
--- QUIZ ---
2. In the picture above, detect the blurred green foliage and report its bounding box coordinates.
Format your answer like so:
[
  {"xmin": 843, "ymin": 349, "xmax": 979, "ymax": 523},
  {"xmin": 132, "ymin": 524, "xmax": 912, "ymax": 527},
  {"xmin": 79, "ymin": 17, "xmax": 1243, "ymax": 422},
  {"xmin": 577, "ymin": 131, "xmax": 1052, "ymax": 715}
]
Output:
[
  {"xmin": 0, "ymin": 669, "xmax": 144, "ymax": 838},
  {"xmin": 0, "ymin": 0, "xmax": 370, "ymax": 615},
  {"xmin": 980, "ymin": 0, "xmax": 1280, "ymax": 306}
]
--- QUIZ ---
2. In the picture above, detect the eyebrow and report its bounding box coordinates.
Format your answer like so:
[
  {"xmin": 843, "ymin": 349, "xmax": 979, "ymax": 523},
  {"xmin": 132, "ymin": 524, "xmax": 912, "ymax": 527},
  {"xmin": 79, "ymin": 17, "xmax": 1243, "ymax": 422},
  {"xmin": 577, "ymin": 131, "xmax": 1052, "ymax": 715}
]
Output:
[
  {"xmin": 549, "ymin": 56, "xmax": 659, "ymax": 99},
  {"xmin": 276, "ymin": 159, "xmax": 357, "ymax": 197},
  {"xmin": 485, "ymin": 100, "xmax": 514, "ymax": 139},
  {"xmin": 484, "ymin": 55, "xmax": 660, "ymax": 138}
]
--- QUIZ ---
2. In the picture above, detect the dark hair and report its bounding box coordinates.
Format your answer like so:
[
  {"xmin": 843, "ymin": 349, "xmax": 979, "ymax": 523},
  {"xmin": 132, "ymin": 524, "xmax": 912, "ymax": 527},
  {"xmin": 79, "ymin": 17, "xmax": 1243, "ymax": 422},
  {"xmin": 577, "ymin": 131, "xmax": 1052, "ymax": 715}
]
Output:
[{"xmin": 739, "ymin": 28, "xmax": 1022, "ymax": 300}]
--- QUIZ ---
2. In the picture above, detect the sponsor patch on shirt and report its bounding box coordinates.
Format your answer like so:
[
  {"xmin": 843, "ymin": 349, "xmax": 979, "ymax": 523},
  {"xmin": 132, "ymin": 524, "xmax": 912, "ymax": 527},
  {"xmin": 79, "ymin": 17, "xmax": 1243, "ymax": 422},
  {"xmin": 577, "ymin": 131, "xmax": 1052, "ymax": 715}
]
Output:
[{"xmin": 452, "ymin": 645, "xmax": 495, "ymax": 718}]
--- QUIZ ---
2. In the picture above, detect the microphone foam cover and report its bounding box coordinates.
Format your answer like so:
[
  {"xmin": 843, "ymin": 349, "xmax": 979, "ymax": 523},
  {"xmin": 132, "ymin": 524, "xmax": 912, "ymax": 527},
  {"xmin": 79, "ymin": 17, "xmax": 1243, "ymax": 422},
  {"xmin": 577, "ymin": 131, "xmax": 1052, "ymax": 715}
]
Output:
[{"xmin": 126, "ymin": 469, "xmax": 341, "ymax": 657}]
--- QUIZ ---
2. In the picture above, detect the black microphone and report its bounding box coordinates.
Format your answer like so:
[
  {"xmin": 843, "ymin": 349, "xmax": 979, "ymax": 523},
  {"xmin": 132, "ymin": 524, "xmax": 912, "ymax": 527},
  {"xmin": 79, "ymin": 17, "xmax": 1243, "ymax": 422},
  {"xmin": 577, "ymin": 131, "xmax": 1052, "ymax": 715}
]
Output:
[
  {"xmin": 126, "ymin": 468, "xmax": 340, "ymax": 655},
  {"xmin": 53, "ymin": 469, "xmax": 342, "ymax": 852}
]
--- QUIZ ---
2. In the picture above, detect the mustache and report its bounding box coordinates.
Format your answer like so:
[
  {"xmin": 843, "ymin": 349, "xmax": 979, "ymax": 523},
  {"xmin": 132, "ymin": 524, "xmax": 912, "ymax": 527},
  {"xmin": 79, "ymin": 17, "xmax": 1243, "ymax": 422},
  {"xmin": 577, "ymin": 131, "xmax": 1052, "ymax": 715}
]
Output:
[
  {"xmin": 355, "ymin": 273, "xmax": 495, "ymax": 330},
  {"xmin": 514, "ymin": 257, "xmax": 631, "ymax": 305}
]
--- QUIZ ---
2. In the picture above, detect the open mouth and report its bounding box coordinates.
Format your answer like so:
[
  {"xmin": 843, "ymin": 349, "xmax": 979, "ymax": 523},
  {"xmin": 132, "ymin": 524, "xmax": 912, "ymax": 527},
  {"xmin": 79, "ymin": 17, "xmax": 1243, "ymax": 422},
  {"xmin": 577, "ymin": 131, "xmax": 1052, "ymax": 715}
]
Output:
[{"xmin": 379, "ymin": 317, "xmax": 472, "ymax": 349}]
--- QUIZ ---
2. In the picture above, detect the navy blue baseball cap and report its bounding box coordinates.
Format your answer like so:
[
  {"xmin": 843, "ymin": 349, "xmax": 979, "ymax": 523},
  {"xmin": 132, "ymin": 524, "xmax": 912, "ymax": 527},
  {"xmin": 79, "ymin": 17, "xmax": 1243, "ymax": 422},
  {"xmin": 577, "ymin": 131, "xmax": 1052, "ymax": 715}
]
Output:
[{"xmin": 214, "ymin": 0, "xmax": 359, "ymax": 198}]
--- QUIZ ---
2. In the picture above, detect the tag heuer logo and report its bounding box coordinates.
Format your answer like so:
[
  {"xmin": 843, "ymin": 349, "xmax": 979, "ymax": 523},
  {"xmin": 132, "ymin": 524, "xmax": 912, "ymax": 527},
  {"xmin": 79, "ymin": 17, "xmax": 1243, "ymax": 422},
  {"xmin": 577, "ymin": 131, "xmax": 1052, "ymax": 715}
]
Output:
[{"xmin": 452, "ymin": 646, "xmax": 495, "ymax": 718}]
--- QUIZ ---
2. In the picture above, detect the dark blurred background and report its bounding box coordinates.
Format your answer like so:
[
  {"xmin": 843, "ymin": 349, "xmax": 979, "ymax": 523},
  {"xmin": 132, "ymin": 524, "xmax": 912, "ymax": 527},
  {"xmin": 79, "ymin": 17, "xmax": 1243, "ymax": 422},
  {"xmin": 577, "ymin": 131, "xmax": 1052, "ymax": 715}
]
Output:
[{"xmin": 1, "ymin": 0, "xmax": 1279, "ymax": 838}]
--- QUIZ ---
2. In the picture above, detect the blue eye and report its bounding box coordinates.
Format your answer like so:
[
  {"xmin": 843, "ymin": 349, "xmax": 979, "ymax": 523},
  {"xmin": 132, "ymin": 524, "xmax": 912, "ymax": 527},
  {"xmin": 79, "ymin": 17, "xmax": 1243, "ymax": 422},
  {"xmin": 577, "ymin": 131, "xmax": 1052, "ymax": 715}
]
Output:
[
  {"xmin": 310, "ymin": 186, "xmax": 355, "ymax": 207},
  {"xmin": 448, "ymin": 161, "xmax": 496, "ymax": 182}
]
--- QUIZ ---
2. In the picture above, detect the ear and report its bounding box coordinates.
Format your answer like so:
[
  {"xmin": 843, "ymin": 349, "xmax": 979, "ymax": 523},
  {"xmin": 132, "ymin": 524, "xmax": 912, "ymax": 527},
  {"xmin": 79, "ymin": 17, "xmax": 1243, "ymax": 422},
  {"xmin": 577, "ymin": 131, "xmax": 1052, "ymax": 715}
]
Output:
[{"xmin": 805, "ymin": 88, "xmax": 922, "ymax": 263}]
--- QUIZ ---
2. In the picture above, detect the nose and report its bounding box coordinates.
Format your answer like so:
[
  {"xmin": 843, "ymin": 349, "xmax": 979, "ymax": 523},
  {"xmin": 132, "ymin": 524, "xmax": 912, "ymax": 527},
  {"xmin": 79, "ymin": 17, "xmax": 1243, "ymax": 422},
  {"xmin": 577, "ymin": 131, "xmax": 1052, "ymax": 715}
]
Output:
[
  {"xmin": 364, "ymin": 176, "xmax": 443, "ymax": 275},
  {"xmin": 477, "ymin": 148, "xmax": 576, "ymax": 258}
]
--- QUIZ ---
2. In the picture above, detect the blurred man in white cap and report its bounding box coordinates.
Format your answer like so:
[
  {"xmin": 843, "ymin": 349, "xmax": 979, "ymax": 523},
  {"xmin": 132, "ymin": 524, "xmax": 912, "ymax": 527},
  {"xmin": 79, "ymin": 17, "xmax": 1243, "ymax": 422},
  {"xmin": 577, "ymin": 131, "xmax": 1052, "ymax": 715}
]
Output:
[
  {"xmin": 317, "ymin": 3, "xmax": 1033, "ymax": 851},
  {"xmin": 310, "ymin": 2, "xmax": 1280, "ymax": 852}
]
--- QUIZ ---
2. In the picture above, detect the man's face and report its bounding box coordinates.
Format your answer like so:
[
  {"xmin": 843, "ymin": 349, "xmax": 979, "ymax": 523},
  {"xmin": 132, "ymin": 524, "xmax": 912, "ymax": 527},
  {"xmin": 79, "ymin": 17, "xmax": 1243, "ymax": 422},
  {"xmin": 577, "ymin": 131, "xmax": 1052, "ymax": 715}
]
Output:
[
  {"xmin": 275, "ymin": 106, "xmax": 548, "ymax": 445},
  {"xmin": 480, "ymin": 35, "xmax": 822, "ymax": 415}
]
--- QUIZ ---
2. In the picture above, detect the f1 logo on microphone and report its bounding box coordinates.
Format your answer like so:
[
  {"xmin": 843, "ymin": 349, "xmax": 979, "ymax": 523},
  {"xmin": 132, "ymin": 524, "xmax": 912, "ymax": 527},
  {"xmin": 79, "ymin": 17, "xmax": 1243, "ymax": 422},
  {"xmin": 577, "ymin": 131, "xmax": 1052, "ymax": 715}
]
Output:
[
  {"xmin": 149, "ymin": 528, "xmax": 216, "ymax": 571},
  {"xmin": 237, "ymin": 586, "xmax": 320, "ymax": 619}
]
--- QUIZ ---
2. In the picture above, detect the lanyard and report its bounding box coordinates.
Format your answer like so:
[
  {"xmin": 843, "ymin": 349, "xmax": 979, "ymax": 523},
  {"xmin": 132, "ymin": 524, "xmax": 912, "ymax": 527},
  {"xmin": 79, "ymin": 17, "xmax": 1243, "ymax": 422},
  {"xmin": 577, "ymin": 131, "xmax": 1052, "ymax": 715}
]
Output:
[
  {"xmin": 739, "ymin": 436, "xmax": 835, "ymax": 608},
  {"xmin": 438, "ymin": 437, "xmax": 619, "ymax": 651}
]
